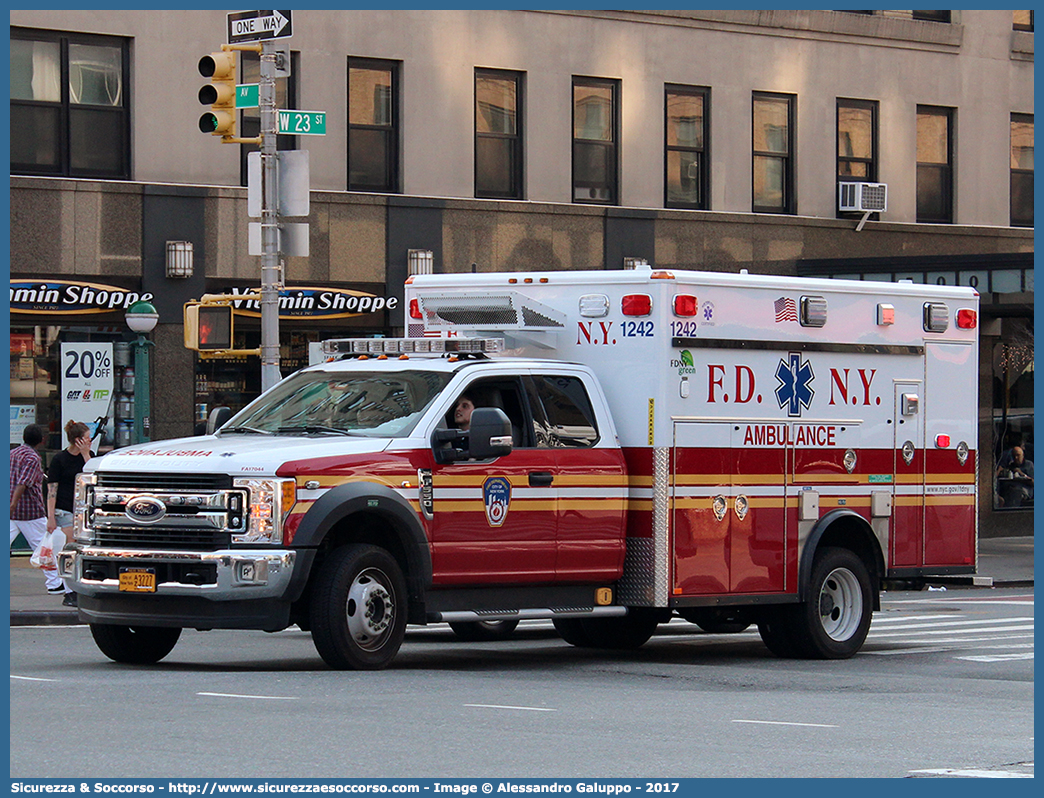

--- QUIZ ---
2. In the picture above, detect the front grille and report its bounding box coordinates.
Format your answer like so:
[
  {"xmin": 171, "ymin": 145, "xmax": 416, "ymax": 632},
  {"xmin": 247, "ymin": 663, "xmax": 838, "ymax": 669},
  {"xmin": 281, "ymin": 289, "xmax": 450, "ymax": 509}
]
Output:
[
  {"xmin": 93, "ymin": 527, "xmax": 231, "ymax": 550},
  {"xmin": 96, "ymin": 473, "xmax": 233, "ymax": 491},
  {"xmin": 81, "ymin": 558, "xmax": 219, "ymax": 585}
]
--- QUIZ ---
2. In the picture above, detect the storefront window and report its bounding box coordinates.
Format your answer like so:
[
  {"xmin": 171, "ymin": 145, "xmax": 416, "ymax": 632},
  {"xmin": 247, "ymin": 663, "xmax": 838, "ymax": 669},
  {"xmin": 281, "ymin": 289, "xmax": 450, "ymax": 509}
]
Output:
[
  {"xmin": 993, "ymin": 325, "xmax": 1034, "ymax": 511},
  {"xmin": 10, "ymin": 325, "xmax": 127, "ymax": 456},
  {"xmin": 10, "ymin": 326, "xmax": 60, "ymax": 451}
]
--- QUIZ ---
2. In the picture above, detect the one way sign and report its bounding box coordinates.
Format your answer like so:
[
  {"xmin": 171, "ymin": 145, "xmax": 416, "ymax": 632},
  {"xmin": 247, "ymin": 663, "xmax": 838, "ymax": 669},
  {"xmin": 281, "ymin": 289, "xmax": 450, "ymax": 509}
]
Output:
[{"xmin": 227, "ymin": 9, "xmax": 293, "ymax": 43}]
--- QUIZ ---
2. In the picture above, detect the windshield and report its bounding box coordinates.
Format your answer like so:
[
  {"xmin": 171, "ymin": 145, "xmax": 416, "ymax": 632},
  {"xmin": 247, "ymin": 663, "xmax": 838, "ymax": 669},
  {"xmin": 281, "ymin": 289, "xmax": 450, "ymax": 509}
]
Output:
[{"xmin": 221, "ymin": 369, "xmax": 452, "ymax": 437}]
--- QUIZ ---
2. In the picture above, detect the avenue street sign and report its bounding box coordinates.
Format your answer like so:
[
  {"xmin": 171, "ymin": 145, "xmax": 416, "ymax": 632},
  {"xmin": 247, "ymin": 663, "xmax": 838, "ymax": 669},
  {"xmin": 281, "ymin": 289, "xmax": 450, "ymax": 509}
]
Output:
[
  {"xmin": 236, "ymin": 84, "xmax": 259, "ymax": 109},
  {"xmin": 278, "ymin": 110, "xmax": 326, "ymax": 136},
  {"xmin": 227, "ymin": 9, "xmax": 293, "ymax": 43}
]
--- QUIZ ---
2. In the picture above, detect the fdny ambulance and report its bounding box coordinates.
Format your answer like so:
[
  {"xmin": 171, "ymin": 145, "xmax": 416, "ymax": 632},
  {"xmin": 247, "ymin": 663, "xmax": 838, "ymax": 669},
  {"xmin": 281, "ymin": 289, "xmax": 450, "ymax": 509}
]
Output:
[{"xmin": 59, "ymin": 268, "xmax": 979, "ymax": 670}]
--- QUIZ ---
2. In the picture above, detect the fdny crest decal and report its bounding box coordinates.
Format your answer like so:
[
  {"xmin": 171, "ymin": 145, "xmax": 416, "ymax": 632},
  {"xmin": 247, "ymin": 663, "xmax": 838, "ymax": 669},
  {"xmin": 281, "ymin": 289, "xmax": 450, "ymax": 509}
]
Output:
[{"xmin": 483, "ymin": 476, "xmax": 512, "ymax": 527}]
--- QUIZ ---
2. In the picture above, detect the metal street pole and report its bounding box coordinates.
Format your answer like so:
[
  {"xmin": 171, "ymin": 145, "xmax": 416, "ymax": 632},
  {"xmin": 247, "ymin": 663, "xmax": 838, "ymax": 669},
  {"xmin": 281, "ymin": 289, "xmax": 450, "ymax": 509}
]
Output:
[
  {"xmin": 132, "ymin": 335, "xmax": 153, "ymax": 444},
  {"xmin": 259, "ymin": 40, "xmax": 282, "ymax": 392}
]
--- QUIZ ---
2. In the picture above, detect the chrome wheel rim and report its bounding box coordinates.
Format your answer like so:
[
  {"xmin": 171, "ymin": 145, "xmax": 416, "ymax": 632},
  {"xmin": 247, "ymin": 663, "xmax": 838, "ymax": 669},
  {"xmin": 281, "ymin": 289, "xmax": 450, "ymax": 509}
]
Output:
[
  {"xmin": 817, "ymin": 567, "xmax": 863, "ymax": 641},
  {"xmin": 346, "ymin": 568, "xmax": 395, "ymax": 651}
]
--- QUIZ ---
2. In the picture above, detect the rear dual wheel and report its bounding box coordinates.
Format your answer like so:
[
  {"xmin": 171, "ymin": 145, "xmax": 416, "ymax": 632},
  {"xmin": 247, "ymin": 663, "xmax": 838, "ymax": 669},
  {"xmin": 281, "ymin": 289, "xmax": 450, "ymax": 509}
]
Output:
[{"xmin": 757, "ymin": 547, "xmax": 873, "ymax": 660}]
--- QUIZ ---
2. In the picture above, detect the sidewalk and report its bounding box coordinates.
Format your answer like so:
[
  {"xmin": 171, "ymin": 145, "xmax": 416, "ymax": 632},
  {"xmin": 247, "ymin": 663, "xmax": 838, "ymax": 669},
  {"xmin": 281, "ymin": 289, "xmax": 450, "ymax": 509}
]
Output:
[{"xmin": 8, "ymin": 537, "xmax": 1034, "ymax": 626}]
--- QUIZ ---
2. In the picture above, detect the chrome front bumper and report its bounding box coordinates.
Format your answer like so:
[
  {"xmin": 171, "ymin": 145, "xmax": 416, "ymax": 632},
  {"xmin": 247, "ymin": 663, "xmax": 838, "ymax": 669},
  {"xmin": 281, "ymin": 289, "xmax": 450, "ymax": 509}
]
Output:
[{"xmin": 57, "ymin": 546, "xmax": 296, "ymax": 602}]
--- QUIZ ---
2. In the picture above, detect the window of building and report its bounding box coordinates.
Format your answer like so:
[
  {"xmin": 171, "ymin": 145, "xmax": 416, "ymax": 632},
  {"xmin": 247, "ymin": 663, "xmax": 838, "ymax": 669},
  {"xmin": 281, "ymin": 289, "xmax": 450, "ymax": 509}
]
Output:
[
  {"xmin": 1011, "ymin": 114, "xmax": 1034, "ymax": 228},
  {"xmin": 837, "ymin": 98, "xmax": 878, "ymax": 216},
  {"xmin": 752, "ymin": 92, "xmax": 795, "ymax": 214},
  {"xmin": 572, "ymin": 77, "xmax": 618, "ymax": 204},
  {"xmin": 1013, "ymin": 10, "xmax": 1034, "ymax": 31},
  {"xmin": 238, "ymin": 50, "xmax": 299, "ymax": 186},
  {"xmin": 912, "ymin": 11, "xmax": 952, "ymax": 23},
  {"xmin": 347, "ymin": 58, "xmax": 399, "ymax": 193},
  {"xmin": 993, "ymin": 320, "xmax": 1034, "ymax": 512},
  {"xmin": 10, "ymin": 28, "xmax": 129, "ymax": 178},
  {"xmin": 916, "ymin": 106, "xmax": 953, "ymax": 224},
  {"xmin": 475, "ymin": 69, "xmax": 523, "ymax": 200},
  {"xmin": 665, "ymin": 85, "xmax": 709, "ymax": 209}
]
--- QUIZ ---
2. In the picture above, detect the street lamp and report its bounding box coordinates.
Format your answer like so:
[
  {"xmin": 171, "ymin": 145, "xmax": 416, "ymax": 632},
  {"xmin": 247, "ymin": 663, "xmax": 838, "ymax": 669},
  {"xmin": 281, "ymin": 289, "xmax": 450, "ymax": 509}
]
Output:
[{"xmin": 125, "ymin": 300, "xmax": 158, "ymax": 445}]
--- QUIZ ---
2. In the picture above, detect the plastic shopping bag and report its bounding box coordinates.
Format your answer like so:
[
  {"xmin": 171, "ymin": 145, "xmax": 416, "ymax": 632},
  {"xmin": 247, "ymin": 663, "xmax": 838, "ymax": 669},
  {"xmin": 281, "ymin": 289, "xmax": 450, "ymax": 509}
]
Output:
[{"xmin": 30, "ymin": 528, "xmax": 65, "ymax": 571}]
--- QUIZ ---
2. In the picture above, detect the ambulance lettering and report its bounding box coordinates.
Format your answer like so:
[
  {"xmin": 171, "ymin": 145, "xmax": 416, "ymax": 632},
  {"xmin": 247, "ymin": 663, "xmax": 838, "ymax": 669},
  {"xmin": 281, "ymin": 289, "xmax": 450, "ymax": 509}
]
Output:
[
  {"xmin": 707, "ymin": 364, "xmax": 759, "ymax": 404},
  {"xmin": 828, "ymin": 368, "xmax": 882, "ymax": 406},
  {"xmin": 576, "ymin": 321, "xmax": 616, "ymax": 346},
  {"xmin": 743, "ymin": 425, "xmax": 836, "ymax": 447}
]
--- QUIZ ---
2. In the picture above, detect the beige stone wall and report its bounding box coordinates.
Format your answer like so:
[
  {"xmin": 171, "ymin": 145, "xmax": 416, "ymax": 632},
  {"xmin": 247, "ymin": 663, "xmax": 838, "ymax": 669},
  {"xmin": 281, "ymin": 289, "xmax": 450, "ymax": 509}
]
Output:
[
  {"xmin": 10, "ymin": 180, "xmax": 143, "ymax": 277},
  {"xmin": 11, "ymin": 177, "xmax": 1034, "ymax": 282},
  {"xmin": 10, "ymin": 9, "xmax": 1033, "ymax": 228}
]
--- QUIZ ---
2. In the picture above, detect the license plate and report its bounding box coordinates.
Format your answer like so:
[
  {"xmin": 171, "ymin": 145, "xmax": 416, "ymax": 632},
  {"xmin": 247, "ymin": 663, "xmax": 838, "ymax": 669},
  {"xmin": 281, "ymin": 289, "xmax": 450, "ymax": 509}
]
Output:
[{"xmin": 118, "ymin": 568, "xmax": 156, "ymax": 593}]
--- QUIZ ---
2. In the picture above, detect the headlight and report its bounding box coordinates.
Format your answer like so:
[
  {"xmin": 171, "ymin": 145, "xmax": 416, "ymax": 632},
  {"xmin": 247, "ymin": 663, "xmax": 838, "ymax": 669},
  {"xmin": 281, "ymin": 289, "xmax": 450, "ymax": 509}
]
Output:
[
  {"xmin": 73, "ymin": 472, "xmax": 97, "ymax": 543},
  {"xmin": 231, "ymin": 478, "xmax": 296, "ymax": 545}
]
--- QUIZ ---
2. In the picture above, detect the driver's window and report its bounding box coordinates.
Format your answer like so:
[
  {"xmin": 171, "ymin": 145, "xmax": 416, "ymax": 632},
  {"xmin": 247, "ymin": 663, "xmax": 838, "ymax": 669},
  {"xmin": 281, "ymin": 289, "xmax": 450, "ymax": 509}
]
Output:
[{"xmin": 447, "ymin": 379, "xmax": 528, "ymax": 447}]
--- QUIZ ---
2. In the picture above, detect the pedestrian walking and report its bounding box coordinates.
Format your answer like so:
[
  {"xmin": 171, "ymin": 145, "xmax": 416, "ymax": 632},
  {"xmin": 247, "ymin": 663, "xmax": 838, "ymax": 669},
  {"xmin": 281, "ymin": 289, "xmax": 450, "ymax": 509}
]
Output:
[
  {"xmin": 9, "ymin": 424, "xmax": 64, "ymax": 595},
  {"xmin": 46, "ymin": 420, "xmax": 97, "ymax": 606}
]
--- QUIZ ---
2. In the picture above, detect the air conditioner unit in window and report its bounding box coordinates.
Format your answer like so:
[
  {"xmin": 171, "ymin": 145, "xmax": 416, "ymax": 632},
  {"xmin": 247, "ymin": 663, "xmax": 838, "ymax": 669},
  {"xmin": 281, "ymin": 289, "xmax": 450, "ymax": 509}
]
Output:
[{"xmin": 838, "ymin": 182, "xmax": 888, "ymax": 213}]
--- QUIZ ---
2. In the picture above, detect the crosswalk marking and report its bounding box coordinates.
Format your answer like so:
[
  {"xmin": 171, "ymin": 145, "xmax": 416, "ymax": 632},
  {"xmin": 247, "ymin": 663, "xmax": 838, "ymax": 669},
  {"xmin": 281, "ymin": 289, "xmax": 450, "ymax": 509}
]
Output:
[
  {"xmin": 955, "ymin": 653, "xmax": 1034, "ymax": 663},
  {"xmin": 910, "ymin": 768, "xmax": 1033, "ymax": 778},
  {"xmin": 870, "ymin": 623, "xmax": 1034, "ymax": 638},
  {"xmin": 867, "ymin": 616, "xmax": 1032, "ymax": 631}
]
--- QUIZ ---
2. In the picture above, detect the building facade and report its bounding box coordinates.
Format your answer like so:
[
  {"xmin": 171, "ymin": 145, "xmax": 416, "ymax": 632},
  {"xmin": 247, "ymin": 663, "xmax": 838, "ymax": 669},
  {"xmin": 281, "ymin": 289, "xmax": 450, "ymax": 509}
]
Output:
[{"xmin": 8, "ymin": 9, "xmax": 1034, "ymax": 536}]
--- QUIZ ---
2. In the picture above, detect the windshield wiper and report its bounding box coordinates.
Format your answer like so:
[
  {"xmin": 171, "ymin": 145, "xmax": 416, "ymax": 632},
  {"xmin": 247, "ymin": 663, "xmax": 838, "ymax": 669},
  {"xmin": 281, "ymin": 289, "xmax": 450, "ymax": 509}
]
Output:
[
  {"xmin": 275, "ymin": 425, "xmax": 355, "ymax": 436},
  {"xmin": 216, "ymin": 425, "xmax": 272, "ymax": 435}
]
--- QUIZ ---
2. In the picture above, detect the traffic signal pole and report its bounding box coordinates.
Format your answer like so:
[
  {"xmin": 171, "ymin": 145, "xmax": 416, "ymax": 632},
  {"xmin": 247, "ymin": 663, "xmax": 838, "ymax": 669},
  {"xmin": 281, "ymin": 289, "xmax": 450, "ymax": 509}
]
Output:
[{"xmin": 258, "ymin": 41, "xmax": 282, "ymax": 393}]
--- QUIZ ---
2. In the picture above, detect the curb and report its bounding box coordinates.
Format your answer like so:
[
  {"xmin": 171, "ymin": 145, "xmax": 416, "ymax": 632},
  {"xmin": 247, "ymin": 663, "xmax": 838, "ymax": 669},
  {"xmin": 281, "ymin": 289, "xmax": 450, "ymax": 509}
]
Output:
[
  {"xmin": 926, "ymin": 576, "xmax": 1035, "ymax": 589},
  {"xmin": 11, "ymin": 610, "xmax": 82, "ymax": 627}
]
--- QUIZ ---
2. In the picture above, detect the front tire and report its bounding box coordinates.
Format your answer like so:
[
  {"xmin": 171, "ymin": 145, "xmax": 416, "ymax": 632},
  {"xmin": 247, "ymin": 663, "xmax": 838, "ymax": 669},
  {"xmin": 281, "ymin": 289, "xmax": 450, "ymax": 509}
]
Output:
[
  {"xmin": 310, "ymin": 544, "xmax": 407, "ymax": 670},
  {"xmin": 449, "ymin": 619, "xmax": 520, "ymax": 641},
  {"xmin": 793, "ymin": 547, "xmax": 873, "ymax": 659},
  {"xmin": 90, "ymin": 623, "xmax": 181, "ymax": 664}
]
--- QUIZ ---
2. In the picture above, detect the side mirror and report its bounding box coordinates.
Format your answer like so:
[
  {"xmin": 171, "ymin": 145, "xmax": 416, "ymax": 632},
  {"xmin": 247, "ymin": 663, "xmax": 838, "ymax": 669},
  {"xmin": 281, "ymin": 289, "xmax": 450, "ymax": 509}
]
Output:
[
  {"xmin": 467, "ymin": 407, "xmax": 514, "ymax": 460},
  {"xmin": 431, "ymin": 407, "xmax": 513, "ymax": 463},
  {"xmin": 206, "ymin": 406, "xmax": 233, "ymax": 435}
]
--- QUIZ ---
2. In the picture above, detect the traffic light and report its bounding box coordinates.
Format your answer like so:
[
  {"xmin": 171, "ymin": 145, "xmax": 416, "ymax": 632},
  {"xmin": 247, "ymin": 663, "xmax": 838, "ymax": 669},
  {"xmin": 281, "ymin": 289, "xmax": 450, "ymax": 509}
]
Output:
[
  {"xmin": 184, "ymin": 303, "xmax": 233, "ymax": 351},
  {"xmin": 198, "ymin": 49, "xmax": 236, "ymax": 140}
]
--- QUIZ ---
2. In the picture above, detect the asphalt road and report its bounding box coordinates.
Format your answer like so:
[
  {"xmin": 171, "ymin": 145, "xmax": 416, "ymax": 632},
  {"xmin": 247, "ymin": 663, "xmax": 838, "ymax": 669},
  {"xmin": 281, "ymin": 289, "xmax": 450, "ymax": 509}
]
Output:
[{"xmin": 10, "ymin": 588, "xmax": 1033, "ymax": 779}]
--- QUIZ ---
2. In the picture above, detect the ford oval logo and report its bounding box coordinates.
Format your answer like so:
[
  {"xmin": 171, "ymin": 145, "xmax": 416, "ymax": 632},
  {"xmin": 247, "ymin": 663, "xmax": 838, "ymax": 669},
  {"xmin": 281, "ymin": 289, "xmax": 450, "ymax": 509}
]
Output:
[{"xmin": 125, "ymin": 496, "xmax": 166, "ymax": 524}]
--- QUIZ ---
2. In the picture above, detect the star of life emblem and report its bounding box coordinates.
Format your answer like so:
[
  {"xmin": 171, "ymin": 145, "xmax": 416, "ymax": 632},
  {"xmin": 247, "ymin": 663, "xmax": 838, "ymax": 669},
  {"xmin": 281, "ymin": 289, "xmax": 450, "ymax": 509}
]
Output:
[{"xmin": 775, "ymin": 353, "xmax": 815, "ymax": 417}]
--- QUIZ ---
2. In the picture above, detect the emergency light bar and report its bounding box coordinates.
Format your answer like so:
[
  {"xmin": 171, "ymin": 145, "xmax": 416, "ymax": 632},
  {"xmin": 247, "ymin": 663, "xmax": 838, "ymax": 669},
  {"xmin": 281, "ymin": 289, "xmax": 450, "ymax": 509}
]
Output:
[{"xmin": 320, "ymin": 337, "xmax": 505, "ymax": 357}]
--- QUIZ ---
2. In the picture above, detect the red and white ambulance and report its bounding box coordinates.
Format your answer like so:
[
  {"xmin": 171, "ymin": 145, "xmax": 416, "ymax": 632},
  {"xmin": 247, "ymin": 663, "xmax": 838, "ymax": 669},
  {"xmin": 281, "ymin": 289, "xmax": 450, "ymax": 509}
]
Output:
[{"xmin": 60, "ymin": 267, "xmax": 979, "ymax": 669}]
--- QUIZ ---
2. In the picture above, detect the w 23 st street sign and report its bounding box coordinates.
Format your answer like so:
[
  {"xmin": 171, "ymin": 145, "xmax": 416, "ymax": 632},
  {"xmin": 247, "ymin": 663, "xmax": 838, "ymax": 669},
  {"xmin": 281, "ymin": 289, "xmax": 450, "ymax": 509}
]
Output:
[{"xmin": 278, "ymin": 110, "xmax": 326, "ymax": 136}]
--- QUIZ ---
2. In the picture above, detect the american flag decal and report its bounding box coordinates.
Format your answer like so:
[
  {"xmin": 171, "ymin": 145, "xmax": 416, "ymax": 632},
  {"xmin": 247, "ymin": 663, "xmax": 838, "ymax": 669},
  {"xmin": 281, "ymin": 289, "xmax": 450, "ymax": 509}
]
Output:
[
  {"xmin": 774, "ymin": 297, "xmax": 798, "ymax": 323},
  {"xmin": 408, "ymin": 325, "xmax": 444, "ymax": 338}
]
